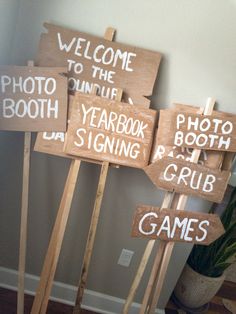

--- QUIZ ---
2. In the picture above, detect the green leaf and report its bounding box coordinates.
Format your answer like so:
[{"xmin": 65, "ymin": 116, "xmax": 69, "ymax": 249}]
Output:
[
  {"xmin": 215, "ymin": 242, "xmax": 236, "ymax": 265},
  {"xmin": 188, "ymin": 185, "xmax": 236, "ymax": 277},
  {"xmin": 221, "ymin": 199, "xmax": 236, "ymax": 229},
  {"xmin": 207, "ymin": 262, "xmax": 232, "ymax": 277}
]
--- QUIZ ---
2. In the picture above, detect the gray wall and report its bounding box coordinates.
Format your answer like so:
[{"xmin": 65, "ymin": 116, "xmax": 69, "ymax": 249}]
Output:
[
  {"xmin": 0, "ymin": 0, "xmax": 236, "ymax": 310},
  {"xmin": 0, "ymin": 0, "xmax": 19, "ymax": 64}
]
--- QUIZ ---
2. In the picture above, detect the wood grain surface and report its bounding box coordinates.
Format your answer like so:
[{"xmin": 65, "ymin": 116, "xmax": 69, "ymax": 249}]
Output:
[
  {"xmin": 145, "ymin": 156, "xmax": 230, "ymax": 203},
  {"xmin": 131, "ymin": 205, "xmax": 225, "ymax": 245},
  {"xmin": 36, "ymin": 23, "xmax": 162, "ymax": 108},
  {"xmin": 156, "ymin": 109, "xmax": 236, "ymax": 152},
  {"xmin": 64, "ymin": 93, "xmax": 157, "ymax": 168},
  {"xmin": 150, "ymin": 104, "xmax": 225, "ymax": 168},
  {"xmin": 0, "ymin": 65, "xmax": 68, "ymax": 131}
]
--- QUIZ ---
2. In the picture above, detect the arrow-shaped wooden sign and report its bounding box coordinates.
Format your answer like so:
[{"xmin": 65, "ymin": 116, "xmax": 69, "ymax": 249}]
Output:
[
  {"xmin": 144, "ymin": 156, "xmax": 230, "ymax": 203},
  {"xmin": 131, "ymin": 205, "xmax": 225, "ymax": 245}
]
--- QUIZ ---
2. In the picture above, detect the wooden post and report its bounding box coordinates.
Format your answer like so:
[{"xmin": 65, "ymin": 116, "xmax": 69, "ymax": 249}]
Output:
[
  {"xmin": 104, "ymin": 27, "xmax": 116, "ymax": 41},
  {"xmin": 138, "ymin": 241, "xmax": 166, "ymax": 314},
  {"xmin": 31, "ymin": 28, "xmax": 118, "ymax": 313},
  {"xmin": 30, "ymin": 159, "xmax": 81, "ymax": 314},
  {"xmin": 122, "ymin": 192, "xmax": 174, "ymax": 314},
  {"xmin": 72, "ymin": 27, "xmax": 119, "ymax": 314},
  {"xmin": 30, "ymin": 85, "xmax": 100, "ymax": 314},
  {"xmin": 73, "ymin": 161, "xmax": 109, "ymax": 313},
  {"xmin": 17, "ymin": 60, "xmax": 34, "ymax": 314},
  {"xmin": 146, "ymin": 98, "xmax": 215, "ymax": 314},
  {"xmin": 138, "ymin": 197, "xmax": 180, "ymax": 314},
  {"xmin": 17, "ymin": 131, "xmax": 31, "ymax": 314}
]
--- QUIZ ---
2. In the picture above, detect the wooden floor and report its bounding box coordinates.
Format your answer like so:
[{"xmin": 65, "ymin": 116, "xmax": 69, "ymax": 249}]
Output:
[
  {"xmin": 0, "ymin": 281, "xmax": 235, "ymax": 313},
  {"xmin": 0, "ymin": 288, "xmax": 96, "ymax": 314}
]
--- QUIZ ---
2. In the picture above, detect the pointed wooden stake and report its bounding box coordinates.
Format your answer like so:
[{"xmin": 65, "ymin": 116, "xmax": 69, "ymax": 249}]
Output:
[
  {"xmin": 30, "ymin": 159, "xmax": 81, "ymax": 314},
  {"xmin": 72, "ymin": 27, "xmax": 120, "ymax": 314},
  {"xmin": 139, "ymin": 197, "xmax": 179, "ymax": 314},
  {"xmin": 73, "ymin": 161, "xmax": 109, "ymax": 314},
  {"xmin": 17, "ymin": 60, "xmax": 34, "ymax": 314},
  {"xmin": 122, "ymin": 192, "xmax": 174, "ymax": 314},
  {"xmin": 17, "ymin": 131, "xmax": 31, "ymax": 314}
]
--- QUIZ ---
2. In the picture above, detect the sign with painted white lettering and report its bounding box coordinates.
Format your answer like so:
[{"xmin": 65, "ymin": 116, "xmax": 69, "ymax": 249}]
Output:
[
  {"xmin": 35, "ymin": 130, "xmax": 68, "ymax": 157},
  {"xmin": 64, "ymin": 93, "xmax": 157, "ymax": 168},
  {"xmin": 34, "ymin": 95, "xmax": 74, "ymax": 157},
  {"xmin": 150, "ymin": 105, "xmax": 225, "ymax": 168},
  {"xmin": 34, "ymin": 97, "xmax": 104, "ymax": 165},
  {"xmin": 150, "ymin": 143, "xmax": 224, "ymax": 169},
  {"xmin": 156, "ymin": 110, "xmax": 236, "ymax": 152},
  {"xmin": 131, "ymin": 205, "xmax": 225, "ymax": 245},
  {"xmin": 0, "ymin": 65, "xmax": 68, "ymax": 131},
  {"xmin": 36, "ymin": 23, "xmax": 161, "ymax": 107},
  {"xmin": 144, "ymin": 156, "xmax": 230, "ymax": 202}
]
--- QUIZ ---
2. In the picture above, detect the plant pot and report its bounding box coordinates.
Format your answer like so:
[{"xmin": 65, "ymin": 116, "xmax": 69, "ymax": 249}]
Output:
[{"xmin": 174, "ymin": 263, "xmax": 225, "ymax": 309}]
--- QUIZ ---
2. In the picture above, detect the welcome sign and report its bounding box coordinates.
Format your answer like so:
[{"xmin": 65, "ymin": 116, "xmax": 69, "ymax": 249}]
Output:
[
  {"xmin": 0, "ymin": 65, "xmax": 68, "ymax": 131},
  {"xmin": 64, "ymin": 93, "xmax": 157, "ymax": 168},
  {"xmin": 36, "ymin": 23, "xmax": 162, "ymax": 107}
]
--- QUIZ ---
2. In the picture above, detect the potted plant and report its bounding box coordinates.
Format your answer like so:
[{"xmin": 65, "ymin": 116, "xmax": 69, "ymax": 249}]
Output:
[{"xmin": 174, "ymin": 186, "xmax": 236, "ymax": 311}]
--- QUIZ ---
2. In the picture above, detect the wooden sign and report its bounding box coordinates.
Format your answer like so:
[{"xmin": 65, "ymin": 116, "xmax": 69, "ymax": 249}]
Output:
[
  {"xmin": 34, "ymin": 94, "xmax": 73, "ymax": 158},
  {"xmin": 131, "ymin": 205, "xmax": 225, "ymax": 245},
  {"xmin": 156, "ymin": 109, "xmax": 236, "ymax": 152},
  {"xmin": 34, "ymin": 128, "xmax": 103, "ymax": 164},
  {"xmin": 150, "ymin": 104, "xmax": 225, "ymax": 168},
  {"xmin": 0, "ymin": 65, "xmax": 68, "ymax": 131},
  {"xmin": 36, "ymin": 23, "xmax": 162, "ymax": 107},
  {"xmin": 145, "ymin": 156, "xmax": 230, "ymax": 202},
  {"xmin": 34, "ymin": 95, "xmax": 116, "ymax": 165},
  {"xmin": 64, "ymin": 93, "xmax": 157, "ymax": 168},
  {"xmin": 34, "ymin": 130, "xmax": 68, "ymax": 157},
  {"xmin": 150, "ymin": 143, "xmax": 224, "ymax": 169}
]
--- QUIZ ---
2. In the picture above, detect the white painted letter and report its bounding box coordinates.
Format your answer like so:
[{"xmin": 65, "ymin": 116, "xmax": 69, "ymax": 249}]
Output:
[{"xmin": 138, "ymin": 212, "xmax": 158, "ymax": 235}]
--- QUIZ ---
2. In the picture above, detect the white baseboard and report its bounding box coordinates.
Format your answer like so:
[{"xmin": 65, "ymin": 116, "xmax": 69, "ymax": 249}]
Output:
[{"xmin": 0, "ymin": 267, "xmax": 164, "ymax": 314}]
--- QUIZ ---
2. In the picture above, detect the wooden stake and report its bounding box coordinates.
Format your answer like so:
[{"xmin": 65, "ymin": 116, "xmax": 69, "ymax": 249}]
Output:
[
  {"xmin": 147, "ymin": 98, "xmax": 215, "ymax": 314},
  {"xmin": 72, "ymin": 27, "xmax": 119, "ymax": 314},
  {"xmin": 30, "ymin": 159, "xmax": 81, "ymax": 314},
  {"xmin": 104, "ymin": 27, "xmax": 116, "ymax": 41},
  {"xmin": 17, "ymin": 131, "xmax": 31, "ymax": 314},
  {"xmin": 138, "ymin": 240, "xmax": 166, "ymax": 314},
  {"xmin": 73, "ymin": 161, "xmax": 109, "ymax": 314},
  {"xmin": 138, "ymin": 195, "xmax": 182, "ymax": 314},
  {"xmin": 17, "ymin": 60, "xmax": 34, "ymax": 314},
  {"xmin": 122, "ymin": 192, "xmax": 174, "ymax": 314},
  {"xmin": 123, "ymin": 239, "xmax": 155, "ymax": 314},
  {"xmin": 147, "ymin": 242, "xmax": 175, "ymax": 314},
  {"xmin": 73, "ymin": 88, "xmax": 123, "ymax": 313}
]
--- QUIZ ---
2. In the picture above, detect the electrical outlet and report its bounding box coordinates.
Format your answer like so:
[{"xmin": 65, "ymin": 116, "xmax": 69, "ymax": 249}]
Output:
[{"xmin": 117, "ymin": 249, "xmax": 134, "ymax": 267}]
